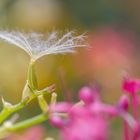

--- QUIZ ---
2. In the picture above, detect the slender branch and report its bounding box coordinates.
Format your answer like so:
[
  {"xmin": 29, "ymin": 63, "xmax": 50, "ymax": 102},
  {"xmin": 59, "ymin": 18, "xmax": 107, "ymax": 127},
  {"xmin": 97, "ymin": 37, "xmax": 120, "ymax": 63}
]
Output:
[
  {"xmin": 0, "ymin": 89, "xmax": 50, "ymax": 124},
  {"xmin": 0, "ymin": 113, "xmax": 48, "ymax": 138},
  {"xmin": 0, "ymin": 109, "xmax": 11, "ymax": 124},
  {"xmin": 0, "ymin": 59, "xmax": 54, "ymax": 138}
]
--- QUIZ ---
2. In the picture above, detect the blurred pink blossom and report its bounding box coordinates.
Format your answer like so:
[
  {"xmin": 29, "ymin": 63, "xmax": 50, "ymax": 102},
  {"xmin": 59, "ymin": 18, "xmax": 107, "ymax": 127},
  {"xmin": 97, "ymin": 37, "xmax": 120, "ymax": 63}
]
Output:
[
  {"xmin": 62, "ymin": 107, "xmax": 107, "ymax": 140},
  {"xmin": 122, "ymin": 76, "xmax": 140, "ymax": 119},
  {"xmin": 118, "ymin": 95, "xmax": 130, "ymax": 111},
  {"xmin": 123, "ymin": 76, "xmax": 140, "ymax": 95},
  {"xmin": 50, "ymin": 102, "xmax": 72, "ymax": 113},
  {"xmin": 78, "ymin": 86, "xmax": 99, "ymax": 105},
  {"xmin": 50, "ymin": 87, "xmax": 111, "ymax": 140},
  {"xmin": 50, "ymin": 85, "xmax": 140, "ymax": 140}
]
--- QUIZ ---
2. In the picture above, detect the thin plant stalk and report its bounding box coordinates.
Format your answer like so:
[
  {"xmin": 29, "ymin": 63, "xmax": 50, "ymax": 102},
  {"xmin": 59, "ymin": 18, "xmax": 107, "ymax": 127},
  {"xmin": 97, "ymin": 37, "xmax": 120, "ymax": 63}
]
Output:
[
  {"xmin": 0, "ymin": 113, "xmax": 48, "ymax": 138},
  {"xmin": 132, "ymin": 92, "xmax": 138, "ymax": 120},
  {"xmin": 124, "ymin": 120, "xmax": 129, "ymax": 140}
]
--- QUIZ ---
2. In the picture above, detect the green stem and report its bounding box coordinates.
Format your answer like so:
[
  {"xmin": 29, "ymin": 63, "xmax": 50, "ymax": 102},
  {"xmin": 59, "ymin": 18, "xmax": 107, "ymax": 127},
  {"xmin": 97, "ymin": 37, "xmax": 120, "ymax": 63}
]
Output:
[
  {"xmin": 0, "ymin": 89, "xmax": 50, "ymax": 124},
  {"xmin": 0, "ymin": 59, "xmax": 51, "ymax": 138},
  {"xmin": 0, "ymin": 109, "xmax": 11, "ymax": 124},
  {"xmin": 28, "ymin": 59, "xmax": 38, "ymax": 90},
  {"xmin": 10, "ymin": 114, "xmax": 47, "ymax": 131},
  {"xmin": 0, "ymin": 113, "xmax": 48, "ymax": 138},
  {"xmin": 0, "ymin": 102, "xmax": 24, "ymax": 124}
]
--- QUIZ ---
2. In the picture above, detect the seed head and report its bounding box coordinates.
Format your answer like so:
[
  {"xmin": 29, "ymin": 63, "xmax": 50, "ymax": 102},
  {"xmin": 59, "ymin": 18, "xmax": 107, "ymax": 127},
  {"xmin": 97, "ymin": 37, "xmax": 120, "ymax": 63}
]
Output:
[{"xmin": 0, "ymin": 31, "xmax": 86, "ymax": 61}]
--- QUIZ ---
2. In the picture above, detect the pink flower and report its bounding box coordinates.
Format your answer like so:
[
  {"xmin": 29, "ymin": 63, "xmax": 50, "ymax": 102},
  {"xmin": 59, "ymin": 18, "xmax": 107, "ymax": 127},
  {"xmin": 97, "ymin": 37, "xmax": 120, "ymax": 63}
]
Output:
[
  {"xmin": 122, "ymin": 76, "xmax": 140, "ymax": 119},
  {"xmin": 90, "ymin": 101, "xmax": 117, "ymax": 116},
  {"xmin": 50, "ymin": 115, "xmax": 65, "ymax": 128},
  {"xmin": 49, "ymin": 83, "xmax": 140, "ymax": 140},
  {"xmin": 78, "ymin": 86, "xmax": 99, "ymax": 105},
  {"xmin": 118, "ymin": 95, "xmax": 129, "ymax": 111},
  {"xmin": 61, "ymin": 106, "xmax": 107, "ymax": 140},
  {"xmin": 50, "ymin": 102, "xmax": 72, "ymax": 113},
  {"xmin": 123, "ymin": 77, "xmax": 140, "ymax": 94},
  {"xmin": 78, "ymin": 86, "xmax": 117, "ymax": 116},
  {"xmin": 50, "ymin": 87, "xmax": 110, "ymax": 140}
]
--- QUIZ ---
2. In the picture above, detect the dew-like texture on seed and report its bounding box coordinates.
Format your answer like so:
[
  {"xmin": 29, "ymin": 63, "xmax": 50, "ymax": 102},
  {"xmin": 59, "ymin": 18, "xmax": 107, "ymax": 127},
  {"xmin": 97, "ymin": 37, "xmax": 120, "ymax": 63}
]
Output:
[{"xmin": 0, "ymin": 31, "xmax": 86, "ymax": 60}]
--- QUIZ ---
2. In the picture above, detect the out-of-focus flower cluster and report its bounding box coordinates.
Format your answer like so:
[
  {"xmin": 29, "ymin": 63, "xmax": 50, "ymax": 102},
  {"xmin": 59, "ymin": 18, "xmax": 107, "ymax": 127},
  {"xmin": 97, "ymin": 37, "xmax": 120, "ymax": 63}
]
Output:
[{"xmin": 49, "ymin": 76, "xmax": 140, "ymax": 140}]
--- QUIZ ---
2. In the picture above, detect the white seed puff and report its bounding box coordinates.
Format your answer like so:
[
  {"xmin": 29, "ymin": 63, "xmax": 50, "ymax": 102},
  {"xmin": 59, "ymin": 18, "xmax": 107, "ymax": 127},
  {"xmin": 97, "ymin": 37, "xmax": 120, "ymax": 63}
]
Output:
[{"xmin": 0, "ymin": 31, "xmax": 86, "ymax": 61}]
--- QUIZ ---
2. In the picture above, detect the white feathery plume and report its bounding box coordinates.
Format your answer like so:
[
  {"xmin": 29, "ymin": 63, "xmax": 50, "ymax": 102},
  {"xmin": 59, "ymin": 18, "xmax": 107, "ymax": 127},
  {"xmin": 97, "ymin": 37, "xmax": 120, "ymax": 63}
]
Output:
[{"xmin": 0, "ymin": 31, "xmax": 86, "ymax": 61}]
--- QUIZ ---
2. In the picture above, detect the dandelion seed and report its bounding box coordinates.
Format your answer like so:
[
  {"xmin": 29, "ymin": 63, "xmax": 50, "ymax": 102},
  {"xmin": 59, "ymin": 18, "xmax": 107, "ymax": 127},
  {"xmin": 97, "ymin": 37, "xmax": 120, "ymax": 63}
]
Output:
[{"xmin": 0, "ymin": 31, "xmax": 86, "ymax": 61}]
